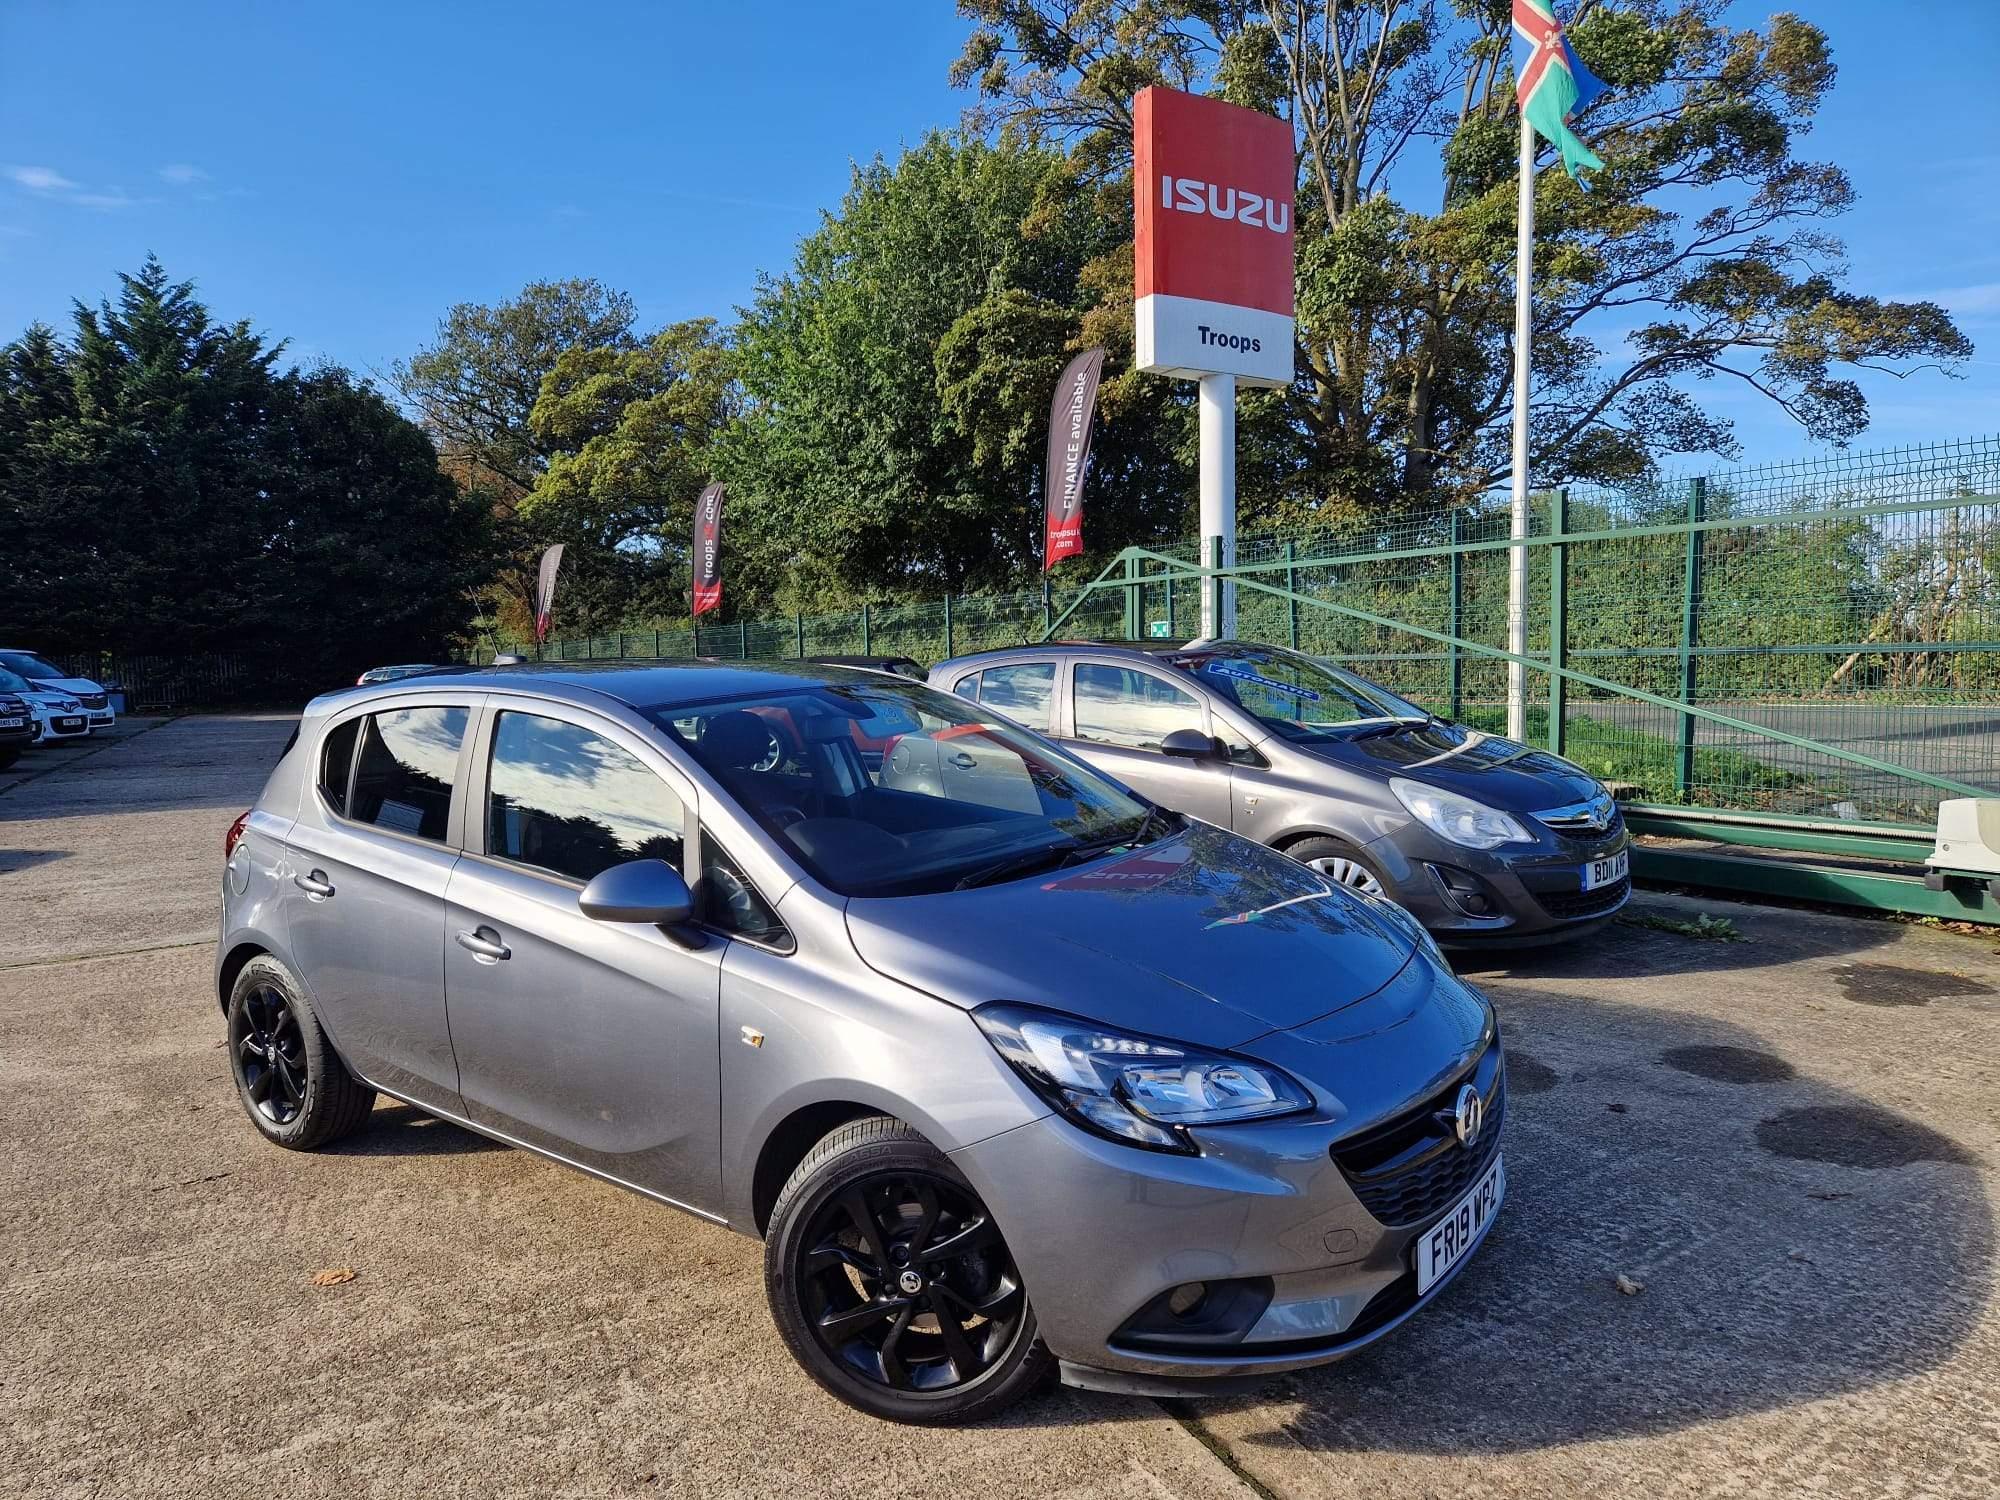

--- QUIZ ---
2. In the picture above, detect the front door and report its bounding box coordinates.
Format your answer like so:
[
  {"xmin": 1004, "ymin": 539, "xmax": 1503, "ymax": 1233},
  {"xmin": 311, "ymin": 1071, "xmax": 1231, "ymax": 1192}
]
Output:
[
  {"xmin": 283, "ymin": 701, "xmax": 475, "ymax": 1110},
  {"xmin": 1061, "ymin": 661, "xmax": 1235, "ymax": 826},
  {"xmin": 443, "ymin": 704, "xmax": 724, "ymax": 1215}
]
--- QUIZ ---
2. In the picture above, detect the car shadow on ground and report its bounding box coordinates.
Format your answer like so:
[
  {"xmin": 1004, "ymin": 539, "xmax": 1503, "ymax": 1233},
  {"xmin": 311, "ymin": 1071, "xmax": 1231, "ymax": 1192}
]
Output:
[
  {"xmin": 329, "ymin": 1101, "xmax": 509, "ymax": 1157},
  {"xmin": 0, "ymin": 848, "xmax": 71, "ymax": 874},
  {"xmin": 1198, "ymin": 992, "xmax": 1990, "ymax": 1457}
]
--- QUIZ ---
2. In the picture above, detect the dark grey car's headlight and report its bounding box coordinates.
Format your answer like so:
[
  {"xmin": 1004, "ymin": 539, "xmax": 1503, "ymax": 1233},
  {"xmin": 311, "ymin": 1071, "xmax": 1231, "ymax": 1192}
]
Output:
[{"xmin": 974, "ymin": 1003, "xmax": 1312, "ymax": 1153}]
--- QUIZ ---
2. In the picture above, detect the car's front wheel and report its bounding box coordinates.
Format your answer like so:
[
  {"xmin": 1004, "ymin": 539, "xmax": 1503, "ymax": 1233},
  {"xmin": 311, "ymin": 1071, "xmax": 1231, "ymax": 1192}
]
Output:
[
  {"xmin": 764, "ymin": 1115, "xmax": 1053, "ymax": 1423},
  {"xmin": 1287, "ymin": 835, "xmax": 1391, "ymax": 898},
  {"xmin": 0, "ymin": 745, "xmax": 19, "ymax": 770},
  {"xmin": 226, "ymin": 955, "xmax": 375, "ymax": 1151}
]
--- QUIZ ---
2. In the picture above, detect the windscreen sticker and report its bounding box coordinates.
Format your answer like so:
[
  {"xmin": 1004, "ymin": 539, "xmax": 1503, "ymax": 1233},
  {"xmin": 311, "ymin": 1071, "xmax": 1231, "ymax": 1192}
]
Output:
[{"xmin": 1202, "ymin": 661, "xmax": 1322, "ymax": 701}]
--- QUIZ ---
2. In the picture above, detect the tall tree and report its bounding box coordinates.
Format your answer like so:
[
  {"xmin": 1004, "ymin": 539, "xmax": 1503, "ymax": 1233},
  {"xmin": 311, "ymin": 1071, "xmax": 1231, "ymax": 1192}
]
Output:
[
  {"xmin": 725, "ymin": 131, "xmax": 1190, "ymax": 606},
  {"xmin": 953, "ymin": 1, "xmax": 1971, "ymax": 522},
  {"xmin": 395, "ymin": 279, "xmax": 640, "ymax": 638},
  {"xmin": 519, "ymin": 318, "xmax": 738, "ymax": 630},
  {"xmin": 0, "ymin": 259, "xmax": 488, "ymax": 684}
]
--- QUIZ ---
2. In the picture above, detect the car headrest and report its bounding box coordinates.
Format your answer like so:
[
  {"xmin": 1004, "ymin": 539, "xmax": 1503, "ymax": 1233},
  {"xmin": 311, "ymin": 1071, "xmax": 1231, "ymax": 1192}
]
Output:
[{"xmin": 703, "ymin": 710, "xmax": 775, "ymax": 770}]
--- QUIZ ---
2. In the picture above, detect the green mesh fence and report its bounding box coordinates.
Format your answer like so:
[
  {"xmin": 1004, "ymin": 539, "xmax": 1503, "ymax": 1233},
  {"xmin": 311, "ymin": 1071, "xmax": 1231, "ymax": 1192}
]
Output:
[{"xmin": 490, "ymin": 435, "xmax": 2000, "ymax": 827}]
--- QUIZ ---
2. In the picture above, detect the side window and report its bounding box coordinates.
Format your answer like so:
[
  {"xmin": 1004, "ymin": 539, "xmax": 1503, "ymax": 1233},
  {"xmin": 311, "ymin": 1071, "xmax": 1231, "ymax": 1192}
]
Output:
[
  {"xmin": 973, "ymin": 662, "xmax": 1056, "ymax": 733},
  {"xmin": 952, "ymin": 671, "xmax": 982, "ymax": 698},
  {"xmin": 486, "ymin": 711, "xmax": 685, "ymax": 883},
  {"xmin": 698, "ymin": 841, "xmax": 790, "ymax": 948},
  {"xmin": 318, "ymin": 717, "xmax": 361, "ymax": 817},
  {"xmin": 351, "ymin": 706, "xmax": 467, "ymax": 841},
  {"xmin": 1072, "ymin": 665, "xmax": 1204, "ymax": 751}
]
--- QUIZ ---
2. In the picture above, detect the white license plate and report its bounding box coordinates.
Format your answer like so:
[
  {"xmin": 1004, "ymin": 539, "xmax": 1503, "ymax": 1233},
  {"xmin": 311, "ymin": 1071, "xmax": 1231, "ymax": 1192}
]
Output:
[
  {"xmin": 1415, "ymin": 1154, "xmax": 1504, "ymax": 1295},
  {"xmin": 0, "ymin": 717, "xmax": 21, "ymax": 729},
  {"xmin": 1582, "ymin": 849, "xmax": 1630, "ymax": 891}
]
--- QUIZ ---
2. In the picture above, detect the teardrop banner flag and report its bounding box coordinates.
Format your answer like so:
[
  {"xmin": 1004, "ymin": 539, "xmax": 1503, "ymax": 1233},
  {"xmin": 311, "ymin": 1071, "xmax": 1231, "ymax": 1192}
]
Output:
[
  {"xmin": 691, "ymin": 481, "xmax": 725, "ymax": 617},
  {"xmin": 533, "ymin": 543, "xmax": 564, "ymax": 643},
  {"xmin": 1043, "ymin": 347, "xmax": 1107, "ymax": 571}
]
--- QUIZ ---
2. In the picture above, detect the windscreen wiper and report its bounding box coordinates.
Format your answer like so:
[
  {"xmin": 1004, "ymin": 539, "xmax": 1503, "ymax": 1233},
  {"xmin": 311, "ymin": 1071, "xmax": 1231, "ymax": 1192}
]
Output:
[{"xmin": 952, "ymin": 841, "xmax": 1084, "ymax": 891}]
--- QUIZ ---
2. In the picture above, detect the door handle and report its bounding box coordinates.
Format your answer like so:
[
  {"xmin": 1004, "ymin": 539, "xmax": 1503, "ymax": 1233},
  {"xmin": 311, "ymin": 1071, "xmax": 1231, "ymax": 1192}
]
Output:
[
  {"xmin": 455, "ymin": 926, "xmax": 511, "ymax": 963},
  {"xmin": 948, "ymin": 751, "xmax": 978, "ymax": 770},
  {"xmin": 293, "ymin": 869, "xmax": 335, "ymax": 899}
]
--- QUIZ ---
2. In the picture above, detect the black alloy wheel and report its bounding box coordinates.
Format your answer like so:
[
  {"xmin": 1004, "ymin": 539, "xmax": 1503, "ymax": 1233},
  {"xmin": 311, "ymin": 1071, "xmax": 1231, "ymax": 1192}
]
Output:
[
  {"xmin": 765, "ymin": 1115, "xmax": 1052, "ymax": 1423},
  {"xmin": 799, "ymin": 1172, "xmax": 1024, "ymax": 1394},
  {"xmin": 233, "ymin": 982, "xmax": 308, "ymax": 1126},
  {"xmin": 225, "ymin": 955, "xmax": 375, "ymax": 1150}
]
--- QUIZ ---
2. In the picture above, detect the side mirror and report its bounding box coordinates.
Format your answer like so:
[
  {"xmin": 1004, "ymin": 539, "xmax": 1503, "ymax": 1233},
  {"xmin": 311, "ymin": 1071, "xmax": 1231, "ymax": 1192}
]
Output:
[
  {"xmin": 578, "ymin": 858, "xmax": 694, "ymax": 926},
  {"xmin": 1160, "ymin": 727, "xmax": 1221, "ymax": 760}
]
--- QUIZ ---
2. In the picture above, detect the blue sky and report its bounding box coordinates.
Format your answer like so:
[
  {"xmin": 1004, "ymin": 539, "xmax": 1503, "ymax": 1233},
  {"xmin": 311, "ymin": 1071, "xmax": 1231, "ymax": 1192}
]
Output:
[{"xmin": 1, "ymin": 0, "xmax": 1995, "ymax": 465}]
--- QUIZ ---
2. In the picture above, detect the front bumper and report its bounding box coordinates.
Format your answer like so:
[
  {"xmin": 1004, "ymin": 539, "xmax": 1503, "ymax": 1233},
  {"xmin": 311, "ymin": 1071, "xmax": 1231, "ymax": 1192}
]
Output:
[
  {"xmin": 1368, "ymin": 820, "xmax": 1633, "ymax": 943},
  {"xmin": 951, "ymin": 1023, "xmax": 1505, "ymax": 1382},
  {"xmin": 35, "ymin": 715, "xmax": 90, "ymax": 742}
]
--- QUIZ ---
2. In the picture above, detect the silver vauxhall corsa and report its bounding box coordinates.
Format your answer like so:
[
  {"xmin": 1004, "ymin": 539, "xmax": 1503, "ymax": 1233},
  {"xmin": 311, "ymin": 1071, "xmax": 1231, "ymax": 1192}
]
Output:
[
  {"xmin": 218, "ymin": 661, "xmax": 1505, "ymax": 1423},
  {"xmin": 932, "ymin": 640, "xmax": 1632, "ymax": 944}
]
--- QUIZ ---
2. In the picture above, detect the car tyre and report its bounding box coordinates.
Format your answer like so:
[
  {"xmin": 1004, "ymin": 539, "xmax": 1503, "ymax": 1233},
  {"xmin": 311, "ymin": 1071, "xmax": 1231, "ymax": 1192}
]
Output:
[
  {"xmin": 764, "ymin": 1114, "xmax": 1053, "ymax": 1424},
  {"xmin": 226, "ymin": 955, "xmax": 375, "ymax": 1151},
  {"xmin": 1286, "ymin": 835, "xmax": 1392, "ymax": 898},
  {"xmin": 0, "ymin": 746, "xmax": 19, "ymax": 770}
]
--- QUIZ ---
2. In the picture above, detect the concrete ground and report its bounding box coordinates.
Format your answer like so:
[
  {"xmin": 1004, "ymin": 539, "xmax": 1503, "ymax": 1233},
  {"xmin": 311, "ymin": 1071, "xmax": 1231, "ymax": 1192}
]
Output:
[{"xmin": 3, "ymin": 716, "xmax": 1998, "ymax": 1499}]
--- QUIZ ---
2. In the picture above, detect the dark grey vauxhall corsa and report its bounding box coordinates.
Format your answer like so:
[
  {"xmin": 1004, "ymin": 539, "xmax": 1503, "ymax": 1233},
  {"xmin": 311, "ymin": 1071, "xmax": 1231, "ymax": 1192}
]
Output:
[
  {"xmin": 932, "ymin": 640, "xmax": 1631, "ymax": 944},
  {"xmin": 218, "ymin": 661, "xmax": 1505, "ymax": 1423}
]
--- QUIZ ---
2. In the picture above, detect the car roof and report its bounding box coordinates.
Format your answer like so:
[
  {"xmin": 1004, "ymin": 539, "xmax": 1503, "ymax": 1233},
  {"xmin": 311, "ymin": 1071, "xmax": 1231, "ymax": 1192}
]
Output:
[
  {"xmin": 934, "ymin": 638, "xmax": 1231, "ymax": 672},
  {"xmin": 308, "ymin": 657, "xmax": 897, "ymax": 717}
]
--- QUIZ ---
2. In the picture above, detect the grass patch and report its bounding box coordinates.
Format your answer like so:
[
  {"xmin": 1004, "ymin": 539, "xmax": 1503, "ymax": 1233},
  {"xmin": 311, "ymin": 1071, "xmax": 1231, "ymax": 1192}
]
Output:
[{"xmin": 1618, "ymin": 911, "xmax": 1745, "ymax": 942}]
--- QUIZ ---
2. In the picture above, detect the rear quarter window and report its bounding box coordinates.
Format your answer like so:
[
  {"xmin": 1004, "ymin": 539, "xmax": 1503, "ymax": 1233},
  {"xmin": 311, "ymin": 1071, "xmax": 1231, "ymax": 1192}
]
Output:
[
  {"xmin": 317, "ymin": 718, "xmax": 360, "ymax": 817},
  {"xmin": 349, "ymin": 706, "xmax": 468, "ymax": 842}
]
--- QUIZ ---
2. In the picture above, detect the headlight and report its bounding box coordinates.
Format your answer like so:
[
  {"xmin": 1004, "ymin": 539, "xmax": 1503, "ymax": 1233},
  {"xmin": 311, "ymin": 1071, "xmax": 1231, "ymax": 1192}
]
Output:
[
  {"xmin": 1391, "ymin": 777, "xmax": 1533, "ymax": 851},
  {"xmin": 973, "ymin": 1004, "xmax": 1312, "ymax": 1153}
]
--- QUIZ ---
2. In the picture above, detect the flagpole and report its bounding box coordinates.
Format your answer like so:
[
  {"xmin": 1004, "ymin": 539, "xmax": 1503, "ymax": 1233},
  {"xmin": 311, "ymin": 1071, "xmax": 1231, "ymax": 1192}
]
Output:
[{"xmin": 1506, "ymin": 111, "xmax": 1535, "ymax": 743}]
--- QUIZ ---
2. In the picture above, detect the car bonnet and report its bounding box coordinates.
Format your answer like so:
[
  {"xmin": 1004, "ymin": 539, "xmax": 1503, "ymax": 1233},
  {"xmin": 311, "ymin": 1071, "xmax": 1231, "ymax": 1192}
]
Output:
[{"xmin": 842, "ymin": 821, "xmax": 1419, "ymax": 1050}]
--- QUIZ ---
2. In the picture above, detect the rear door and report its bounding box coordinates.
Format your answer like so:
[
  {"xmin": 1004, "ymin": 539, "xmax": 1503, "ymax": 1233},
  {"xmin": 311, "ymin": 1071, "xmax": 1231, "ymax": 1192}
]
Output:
[
  {"xmin": 443, "ymin": 700, "xmax": 725, "ymax": 1215},
  {"xmin": 282, "ymin": 697, "xmax": 479, "ymax": 1110},
  {"xmin": 1058, "ymin": 659, "xmax": 1236, "ymax": 826}
]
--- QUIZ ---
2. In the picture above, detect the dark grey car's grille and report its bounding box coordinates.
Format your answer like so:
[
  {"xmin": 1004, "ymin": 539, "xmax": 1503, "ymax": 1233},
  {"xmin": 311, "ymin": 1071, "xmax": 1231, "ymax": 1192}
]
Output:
[
  {"xmin": 1535, "ymin": 876, "xmax": 1630, "ymax": 920},
  {"xmin": 1332, "ymin": 1046, "xmax": 1505, "ymax": 1228}
]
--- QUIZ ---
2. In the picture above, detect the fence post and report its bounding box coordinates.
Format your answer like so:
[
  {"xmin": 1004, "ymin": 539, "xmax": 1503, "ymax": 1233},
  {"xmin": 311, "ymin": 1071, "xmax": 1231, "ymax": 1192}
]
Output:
[
  {"xmin": 653, "ymin": 629, "xmax": 661, "ymax": 658},
  {"xmin": 1284, "ymin": 540, "xmax": 1300, "ymax": 651},
  {"xmin": 691, "ymin": 624, "xmax": 699, "ymax": 658},
  {"xmin": 1548, "ymin": 487, "xmax": 1568, "ymax": 755},
  {"xmin": 739, "ymin": 620, "xmax": 748, "ymax": 659},
  {"xmin": 861, "ymin": 603, "xmax": 872, "ymax": 655},
  {"xmin": 943, "ymin": 594, "xmax": 954, "ymax": 659},
  {"xmin": 1675, "ymin": 477, "xmax": 1707, "ymax": 795},
  {"xmin": 1447, "ymin": 511, "xmax": 1463, "ymax": 721},
  {"xmin": 795, "ymin": 611, "xmax": 805, "ymax": 659},
  {"xmin": 1123, "ymin": 553, "xmax": 1142, "ymax": 639}
]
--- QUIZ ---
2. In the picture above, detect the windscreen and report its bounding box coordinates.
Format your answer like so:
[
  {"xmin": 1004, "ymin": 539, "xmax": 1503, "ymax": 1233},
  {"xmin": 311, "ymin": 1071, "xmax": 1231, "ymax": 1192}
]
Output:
[
  {"xmin": 0, "ymin": 652, "xmax": 63, "ymax": 681},
  {"xmin": 1175, "ymin": 645, "xmax": 1429, "ymax": 742},
  {"xmin": 653, "ymin": 679, "xmax": 1153, "ymax": 897}
]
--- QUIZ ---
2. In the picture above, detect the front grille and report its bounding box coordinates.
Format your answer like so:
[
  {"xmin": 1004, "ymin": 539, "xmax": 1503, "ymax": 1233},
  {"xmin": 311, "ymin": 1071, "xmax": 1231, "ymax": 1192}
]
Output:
[
  {"xmin": 76, "ymin": 693, "xmax": 107, "ymax": 710},
  {"xmin": 1535, "ymin": 875, "xmax": 1630, "ymax": 920},
  {"xmin": 1332, "ymin": 1049, "xmax": 1505, "ymax": 1228},
  {"xmin": 1533, "ymin": 794, "xmax": 1623, "ymax": 839}
]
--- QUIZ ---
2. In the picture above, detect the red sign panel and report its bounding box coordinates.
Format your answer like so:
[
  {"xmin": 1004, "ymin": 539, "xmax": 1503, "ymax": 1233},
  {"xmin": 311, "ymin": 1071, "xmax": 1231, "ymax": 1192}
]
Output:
[{"xmin": 1133, "ymin": 86, "xmax": 1296, "ymax": 387}]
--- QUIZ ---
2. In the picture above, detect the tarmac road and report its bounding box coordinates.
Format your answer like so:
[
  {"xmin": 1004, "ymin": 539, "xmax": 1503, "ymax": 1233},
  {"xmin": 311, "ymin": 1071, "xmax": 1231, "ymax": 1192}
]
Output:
[{"xmin": 3, "ymin": 715, "xmax": 1998, "ymax": 1498}]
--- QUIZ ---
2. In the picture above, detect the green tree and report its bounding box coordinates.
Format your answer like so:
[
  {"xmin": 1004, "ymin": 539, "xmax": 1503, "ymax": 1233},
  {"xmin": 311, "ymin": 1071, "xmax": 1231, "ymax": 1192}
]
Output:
[
  {"xmin": 0, "ymin": 259, "xmax": 488, "ymax": 684},
  {"xmin": 724, "ymin": 131, "xmax": 1190, "ymax": 607},
  {"xmin": 953, "ymin": 1, "xmax": 1971, "ymax": 522},
  {"xmin": 394, "ymin": 278, "xmax": 641, "ymax": 638},
  {"xmin": 520, "ymin": 318, "xmax": 738, "ymax": 630}
]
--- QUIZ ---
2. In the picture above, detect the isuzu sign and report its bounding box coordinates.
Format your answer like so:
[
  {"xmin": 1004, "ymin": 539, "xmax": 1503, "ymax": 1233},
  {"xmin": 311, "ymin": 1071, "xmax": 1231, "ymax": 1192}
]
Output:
[{"xmin": 1134, "ymin": 86, "xmax": 1296, "ymax": 388}]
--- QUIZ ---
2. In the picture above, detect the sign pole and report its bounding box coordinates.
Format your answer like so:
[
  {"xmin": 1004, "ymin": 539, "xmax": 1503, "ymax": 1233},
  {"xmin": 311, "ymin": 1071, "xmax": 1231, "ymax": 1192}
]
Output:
[
  {"xmin": 1198, "ymin": 373, "xmax": 1237, "ymax": 639},
  {"xmin": 1506, "ymin": 112, "xmax": 1535, "ymax": 742}
]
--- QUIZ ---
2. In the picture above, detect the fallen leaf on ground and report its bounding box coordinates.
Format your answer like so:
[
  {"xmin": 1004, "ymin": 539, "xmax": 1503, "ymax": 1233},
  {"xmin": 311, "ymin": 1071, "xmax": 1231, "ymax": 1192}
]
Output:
[
  {"xmin": 310, "ymin": 1268, "xmax": 356, "ymax": 1287},
  {"xmin": 1614, "ymin": 1274, "xmax": 1645, "ymax": 1296},
  {"xmin": 1606, "ymin": 1102, "xmax": 1629, "ymax": 1114}
]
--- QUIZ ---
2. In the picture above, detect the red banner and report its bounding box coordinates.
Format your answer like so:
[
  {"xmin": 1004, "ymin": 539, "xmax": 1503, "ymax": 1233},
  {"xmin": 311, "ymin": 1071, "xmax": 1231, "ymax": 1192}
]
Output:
[
  {"xmin": 691, "ymin": 482, "xmax": 725, "ymax": 617},
  {"xmin": 1043, "ymin": 348, "xmax": 1106, "ymax": 571}
]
